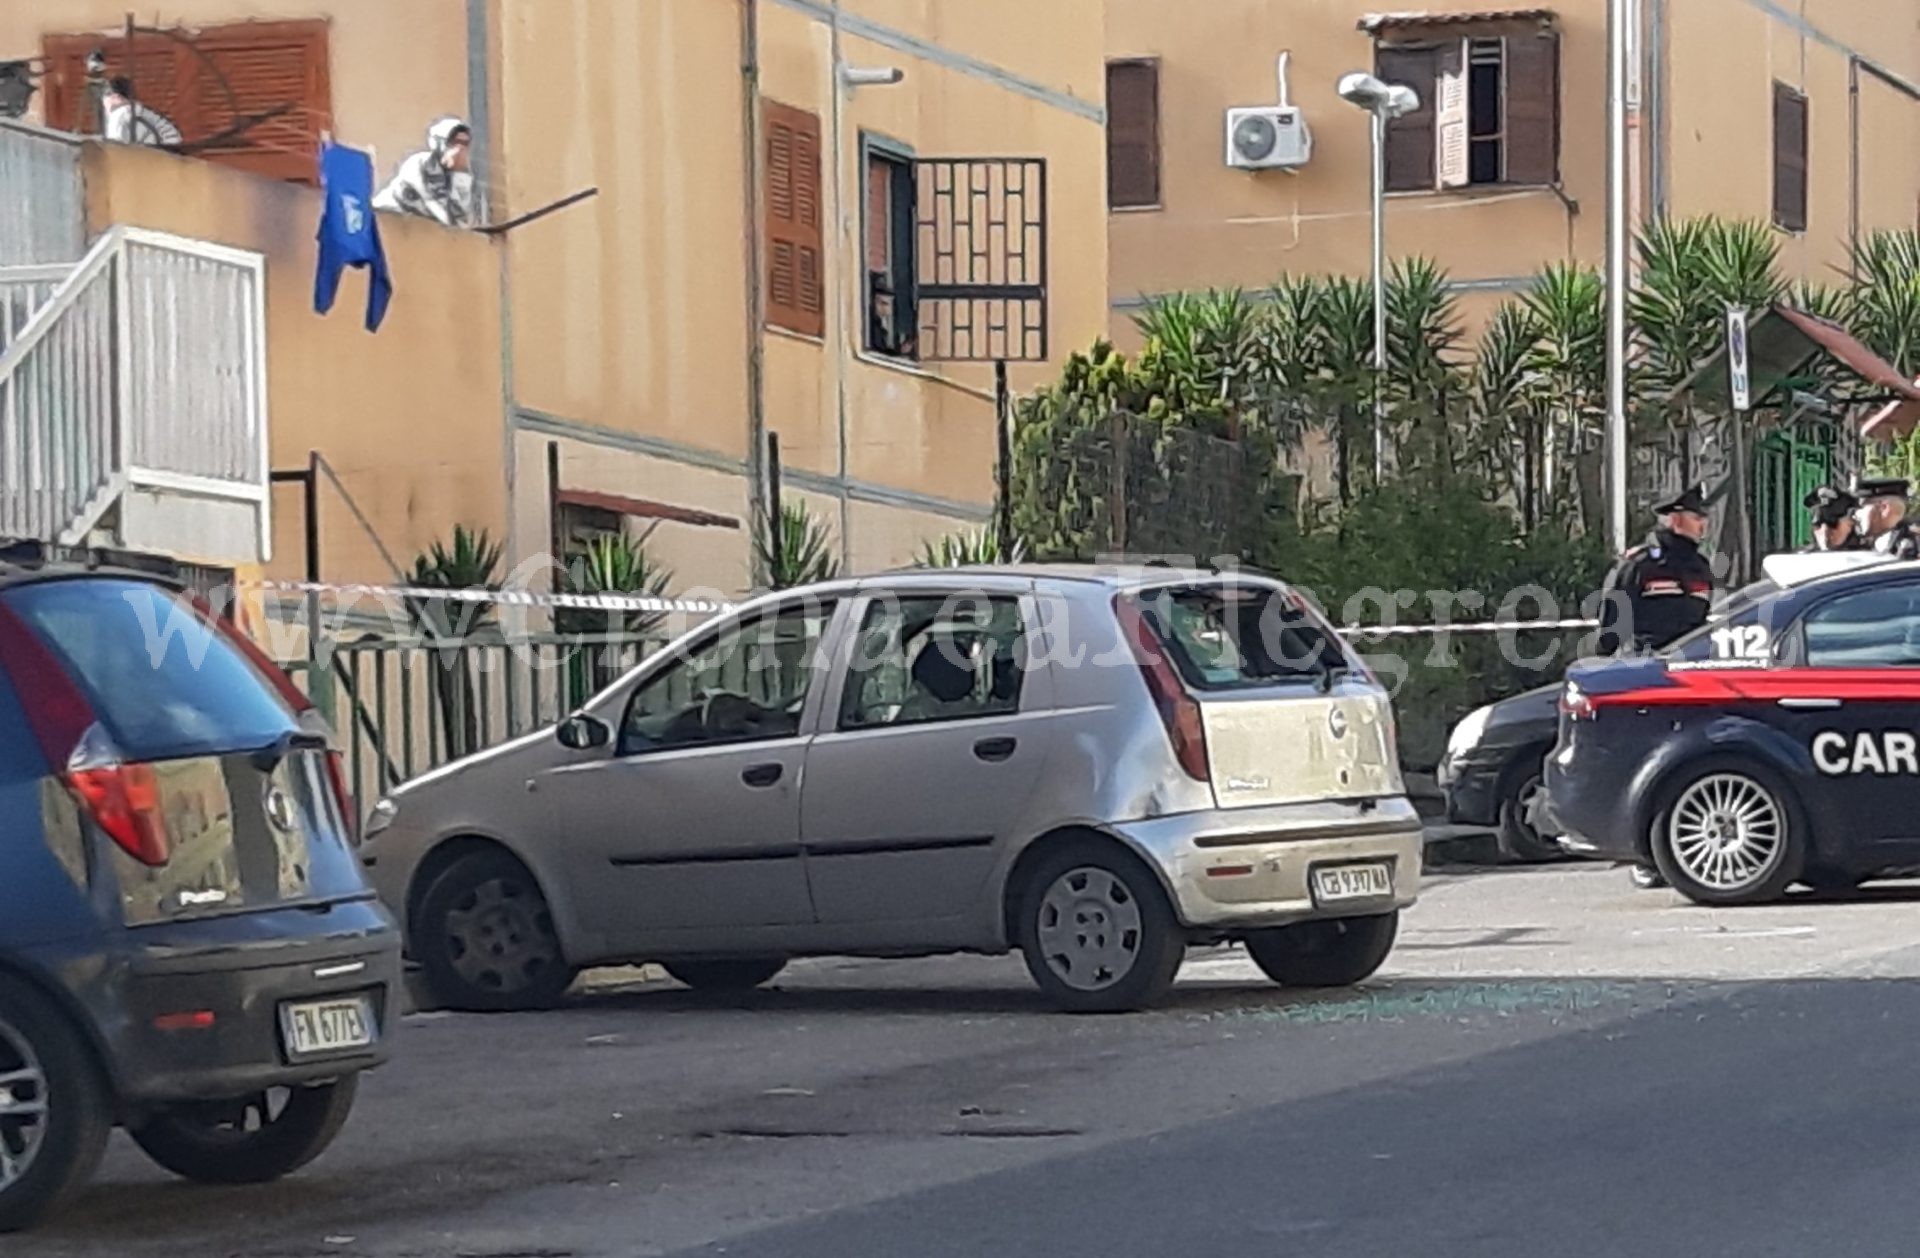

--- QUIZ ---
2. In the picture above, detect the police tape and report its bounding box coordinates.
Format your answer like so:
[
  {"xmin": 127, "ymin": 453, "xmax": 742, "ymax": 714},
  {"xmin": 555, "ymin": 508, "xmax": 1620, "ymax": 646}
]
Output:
[
  {"xmin": 246, "ymin": 580, "xmax": 737, "ymax": 615},
  {"xmin": 247, "ymin": 580, "xmax": 1599, "ymax": 638}
]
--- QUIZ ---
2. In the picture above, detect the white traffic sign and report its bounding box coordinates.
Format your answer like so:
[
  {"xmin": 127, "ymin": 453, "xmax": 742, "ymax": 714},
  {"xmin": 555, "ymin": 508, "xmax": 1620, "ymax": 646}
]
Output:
[{"xmin": 1726, "ymin": 306, "xmax": 1752, "ymax": 411}]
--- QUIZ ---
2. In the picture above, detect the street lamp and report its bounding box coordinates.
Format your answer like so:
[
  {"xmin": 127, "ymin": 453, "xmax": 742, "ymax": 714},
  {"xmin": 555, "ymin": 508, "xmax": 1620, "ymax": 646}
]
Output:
[{"xmin": 1337, "ymin": 72, "xmax": 1420, "ymax": 481}]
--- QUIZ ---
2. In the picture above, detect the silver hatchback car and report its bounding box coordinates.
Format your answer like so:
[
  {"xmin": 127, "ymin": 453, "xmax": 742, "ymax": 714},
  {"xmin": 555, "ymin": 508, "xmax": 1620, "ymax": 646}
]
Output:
[{"xmin": 362, "ymin": 567, "xmax": 1422, "ymax": 1012}]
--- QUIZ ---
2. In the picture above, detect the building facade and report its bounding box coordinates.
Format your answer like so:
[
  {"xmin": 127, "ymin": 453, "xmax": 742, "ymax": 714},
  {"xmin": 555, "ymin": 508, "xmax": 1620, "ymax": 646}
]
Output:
[
  {"xmin": 1, "ymin": 0, "xmax": 1107, "ymax": 596},
  {"xmin": 1104, "ymin": 0, "xmax": 1920, "ymax": 339}
]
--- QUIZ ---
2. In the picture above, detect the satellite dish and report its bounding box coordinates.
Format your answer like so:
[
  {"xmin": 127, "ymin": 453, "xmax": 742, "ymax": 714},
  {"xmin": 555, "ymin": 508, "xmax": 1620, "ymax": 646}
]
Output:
[{"xmin": 1232, "ymin": 114, "xmax": 1279, "ymax": 162}]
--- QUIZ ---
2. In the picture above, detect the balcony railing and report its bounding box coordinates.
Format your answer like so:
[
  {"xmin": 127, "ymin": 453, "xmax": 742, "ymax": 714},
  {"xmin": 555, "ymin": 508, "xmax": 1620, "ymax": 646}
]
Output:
[{"xmin": 0, "ymin": 225, "xmax": 269, "ymax": 564}]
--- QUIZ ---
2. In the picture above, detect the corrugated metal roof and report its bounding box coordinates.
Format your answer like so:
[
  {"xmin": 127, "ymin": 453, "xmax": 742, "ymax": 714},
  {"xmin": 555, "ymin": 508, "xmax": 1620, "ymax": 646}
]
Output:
[{"xmin": 1360, "ymin": 9, "xmax": 1557, "ymax": 33}]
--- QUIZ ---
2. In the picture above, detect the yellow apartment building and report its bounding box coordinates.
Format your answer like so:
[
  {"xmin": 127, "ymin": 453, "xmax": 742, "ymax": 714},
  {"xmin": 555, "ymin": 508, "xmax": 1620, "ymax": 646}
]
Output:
[
  {"xmin": 1, "ymin": 0, "xmax": 1107, "ymax": 597},
  {"xmin": 1104, "ymin": 0, "xmax": 1920, "ymax": 339}
]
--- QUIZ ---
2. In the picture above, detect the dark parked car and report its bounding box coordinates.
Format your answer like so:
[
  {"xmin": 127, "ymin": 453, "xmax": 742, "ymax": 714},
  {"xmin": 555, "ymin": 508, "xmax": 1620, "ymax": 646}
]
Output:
[
  {"xmin": 1437, "ymin": 684, "xmax": 1562, "ymax": 861},
  {"xmin": 0, "ymin": 558, "xmax": 400, "ymax": 1231}
]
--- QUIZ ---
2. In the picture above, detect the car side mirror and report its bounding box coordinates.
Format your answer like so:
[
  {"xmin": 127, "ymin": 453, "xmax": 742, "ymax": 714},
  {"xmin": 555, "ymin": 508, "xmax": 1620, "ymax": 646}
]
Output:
[{"xmin": 556, "ymin": 714, "xmax": 612, "ymax": 751}]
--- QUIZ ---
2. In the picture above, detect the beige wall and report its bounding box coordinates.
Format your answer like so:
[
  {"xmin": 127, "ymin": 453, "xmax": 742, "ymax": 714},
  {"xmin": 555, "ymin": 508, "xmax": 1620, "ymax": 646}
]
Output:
[
  {"xmin": 1665, "ymin": 0, "xmax": 1920, "ymax": 284},
  {"xmin": 4, "ymin": 0, "xmax": 471, "ymax": 189},
  {"xmin": 1107, "ymin": 0, "xmax": 1920, "ymax": 344},
  {"xmin": 499, "ymin": 0, "xmax": 1104, "ymax": 587},
  {"xmin": 81, "ymin": 143, "xmax": 506, "ymax": 586}
]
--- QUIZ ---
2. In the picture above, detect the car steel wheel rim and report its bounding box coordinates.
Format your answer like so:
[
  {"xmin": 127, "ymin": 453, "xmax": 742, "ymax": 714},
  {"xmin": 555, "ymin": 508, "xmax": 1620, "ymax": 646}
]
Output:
[
  {"xmin": 1667, "ymin": 774, "xmax": 1785, "ymax": 891},
  {"xmin": 0, "ymin": 1016, "xmax": 48, "ymax": 1192},
  {"xmin": 1036, "ymin": 867, "xmax": 1144, "ymax": 992},
  {"xmin": 445, "ymin": 876, "xmax": 560, "ymax": 993}
]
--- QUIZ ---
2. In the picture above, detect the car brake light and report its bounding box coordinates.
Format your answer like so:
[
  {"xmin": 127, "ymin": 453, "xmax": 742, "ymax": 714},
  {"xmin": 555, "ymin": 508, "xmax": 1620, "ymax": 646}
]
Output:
[
  {"xmin": 64, "ymin": 727, "xmax": 171, "ymax": 866},
  {"xmin": 1560, "ymin": 687, "xmax": 1596, "ymax": 722},
  {"xmin": 1116, "ymin": 598, "xmax": 1211, "ymax": 782}
]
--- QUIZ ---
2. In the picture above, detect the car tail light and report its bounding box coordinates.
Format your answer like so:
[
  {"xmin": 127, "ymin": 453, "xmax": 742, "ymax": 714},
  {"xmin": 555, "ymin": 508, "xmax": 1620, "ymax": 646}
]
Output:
[
  {"xmin": 1116, "ymin": 598, "xmax": 1211, "ymax": 782},
  {"xmin": 64, "ymin": 727, "xmax": 172, "ymax": 866},
  {"xmin": 1560, "ymin": 686, "xmax": 1596, "ymax": 722}
]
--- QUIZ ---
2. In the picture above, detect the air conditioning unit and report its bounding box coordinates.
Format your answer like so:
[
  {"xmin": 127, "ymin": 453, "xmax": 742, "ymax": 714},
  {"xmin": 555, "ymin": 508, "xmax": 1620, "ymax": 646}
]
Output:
[{"xmin": 1225, "ymin": 105, "xmax": 1312, "ymax": 170}]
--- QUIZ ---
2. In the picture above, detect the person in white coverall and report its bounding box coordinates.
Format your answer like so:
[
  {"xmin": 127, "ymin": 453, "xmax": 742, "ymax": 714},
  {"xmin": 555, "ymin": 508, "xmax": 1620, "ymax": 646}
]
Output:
[{"xmin": 373, "ymin": 116, "xmax": 475, "ymax": 228}]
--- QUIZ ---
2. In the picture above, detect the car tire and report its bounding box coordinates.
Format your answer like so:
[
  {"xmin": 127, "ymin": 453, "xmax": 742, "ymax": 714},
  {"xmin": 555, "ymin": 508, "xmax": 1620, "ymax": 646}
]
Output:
[
  {"xmin": 414, "ymin": 849, "xmax": 576, "ymax": 1012},
  {"xmin": 130, "ymin": 1077, "xmax": 357, "ymax": 1184},
  {"xmin": 1649, "ymin": 759, "xmax": 1806, "ymax": 907},
  {"xmin": 662, "ymin": 958, "xmax": 787, "ymax": 991},
  {"xmin": 0, "ymin": 977, "xmax": 111, "ymax": 1234},
  {"xmin": 1495, "ymin": 755, "xmax": 1564, "ymax": 864},
  {"xmin": 1016, "ymin": 841, "xmax": 1185, "ymax": 1014},
  {"xmin": 1245, "ymin": 912, "xmax": 1399, "ymax": 988}
]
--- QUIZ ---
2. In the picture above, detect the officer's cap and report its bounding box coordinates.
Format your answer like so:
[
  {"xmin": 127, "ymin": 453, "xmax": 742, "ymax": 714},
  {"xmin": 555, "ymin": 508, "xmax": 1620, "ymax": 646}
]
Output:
[
  {"xmin": 1804, "ymin": 485, "xmax": 1859, "ymax": 525},
  {"xmin": 1851, "ymin": 475, "xmax": 1911, "ymax": 501},
  {"xmin": 1654, "ymin": 483, "xmax": 1709, "ymax": 517}
]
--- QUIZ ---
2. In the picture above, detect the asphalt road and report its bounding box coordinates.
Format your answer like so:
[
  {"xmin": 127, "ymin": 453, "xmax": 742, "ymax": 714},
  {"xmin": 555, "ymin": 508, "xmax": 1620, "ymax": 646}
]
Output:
[{"xmin": 18, "ymin": 862, "xmax": 1920, "ymax": 1258}]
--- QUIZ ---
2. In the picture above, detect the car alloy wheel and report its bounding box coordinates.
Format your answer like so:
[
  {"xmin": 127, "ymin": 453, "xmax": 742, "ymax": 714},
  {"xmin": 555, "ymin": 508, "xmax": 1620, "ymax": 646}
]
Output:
[
  {"xmin": 0, "ymin": 1019, "xmax": 47, "ymax": 1194},
  {"xmin": 1665, "ymin": 773, "xmax": 1785, "ymax": 894}
]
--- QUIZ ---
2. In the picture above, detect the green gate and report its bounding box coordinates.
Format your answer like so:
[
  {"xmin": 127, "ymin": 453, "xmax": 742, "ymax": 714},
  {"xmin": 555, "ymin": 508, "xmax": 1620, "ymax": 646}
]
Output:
[{"xmin": 1753, "ymin": 427, "xmax": 1833, "ymax": 554}]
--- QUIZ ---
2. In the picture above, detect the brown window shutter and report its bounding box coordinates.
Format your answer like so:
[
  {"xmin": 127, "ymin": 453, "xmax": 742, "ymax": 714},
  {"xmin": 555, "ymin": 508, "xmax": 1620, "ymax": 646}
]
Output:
[
  {"xmin": 1773, "ymin": 83, "xmax": 1808, "ymax": 233},
  {"xmin": 42, "ymin": 21, "xmax": 330, "ymax": 185},
  {"xmin": 764, "ymin": 100, "xmax": 824, "ymax": 338},
  {"xmin": 1105, "ymin": 60, "xmax": 1160, "ymax": 209},
  {"xmin": 1376, "ymin": 45, "xmax": 1439, "ymax": 192},
  {"xmin": 1502, "ymin": 32, "xmax": 1559, "ymax": 185}
]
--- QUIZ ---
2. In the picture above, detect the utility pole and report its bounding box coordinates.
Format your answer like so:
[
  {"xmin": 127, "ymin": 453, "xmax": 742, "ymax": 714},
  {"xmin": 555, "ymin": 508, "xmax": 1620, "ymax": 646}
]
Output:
[{"xmin": 1606, "ymin": 0, "xmax": 1632, "ymax": 554}]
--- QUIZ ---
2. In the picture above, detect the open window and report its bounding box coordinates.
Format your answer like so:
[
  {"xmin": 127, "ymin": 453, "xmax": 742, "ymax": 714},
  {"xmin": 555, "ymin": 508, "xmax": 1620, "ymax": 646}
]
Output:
[
  {"xmin": 1369, "ymin": 11, "xmax": 1559, "ymax": 193},
  {"xmin": 862, "ymin": 135, "xmax": 918, "ymax": 359}
]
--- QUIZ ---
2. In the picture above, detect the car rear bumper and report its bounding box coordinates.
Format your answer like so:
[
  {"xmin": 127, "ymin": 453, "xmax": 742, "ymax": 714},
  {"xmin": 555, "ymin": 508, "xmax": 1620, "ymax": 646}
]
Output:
[
  {"xmin": 24, "ymin": 897, "xmax": 402, "ymax": 1108},
  {"xmin": 1114, "ymin": 797, "xmax": 1423, "ymax": 930},
  {"xmin": 1541, "ymin": 742, "xmax": 1641, "ymax": 862}
]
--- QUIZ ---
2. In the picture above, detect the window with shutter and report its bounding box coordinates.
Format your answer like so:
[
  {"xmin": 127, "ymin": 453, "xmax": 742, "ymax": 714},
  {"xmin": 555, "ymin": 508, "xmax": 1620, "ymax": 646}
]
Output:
[
  {"xmin": 1773, "ymin": 82, "xmax": 1809, "ymax": 233},
  {"xmin": 1105, "ymin": 59, "xmax": 1161, "ymax": 210},
  {"xmin": 1503, "ymin": 31, "xmax": 1560, "ymax": 185},
  {"xmin": 1377, "ymin": 46, "xmax": 1438, "ymax": 192},
  {"xmin": 42, "ymin": 20, "xmax": 331, "ymax": 185},
  {"xmin": 764, "ymin": 100, "xmax": 825, "ymax": 338}
]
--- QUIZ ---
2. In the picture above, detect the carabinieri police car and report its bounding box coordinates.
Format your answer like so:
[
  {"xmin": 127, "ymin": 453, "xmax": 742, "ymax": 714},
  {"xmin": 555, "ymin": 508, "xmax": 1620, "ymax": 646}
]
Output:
[{"xmin": 1544, "ymin": 552, "xmax": 1920, "ymax": 906}]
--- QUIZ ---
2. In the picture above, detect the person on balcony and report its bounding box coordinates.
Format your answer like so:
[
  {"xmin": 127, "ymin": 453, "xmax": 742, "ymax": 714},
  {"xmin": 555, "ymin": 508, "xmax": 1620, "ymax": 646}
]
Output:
[
  {"xmin": 373, "ymin": 117, "xmax": 476, "ymax": 229},
  {"xmin": 101, "ymin": 77, "xmax": 181, "ymax": 147}
]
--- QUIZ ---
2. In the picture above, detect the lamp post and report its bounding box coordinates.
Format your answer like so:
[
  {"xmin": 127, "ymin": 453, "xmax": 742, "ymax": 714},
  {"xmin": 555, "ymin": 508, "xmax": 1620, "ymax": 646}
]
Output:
[
  {"xmin": 1605, "ymin": 0, "xmax": 1632, "ymax": 553},
  {"xmin": 1337, "ymin": 72, "xmax": 1420, "ymax": 481}
]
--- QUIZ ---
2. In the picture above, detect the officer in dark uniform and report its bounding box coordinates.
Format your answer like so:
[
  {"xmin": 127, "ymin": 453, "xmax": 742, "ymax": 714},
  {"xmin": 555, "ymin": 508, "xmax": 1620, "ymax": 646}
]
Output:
[
  {"xmin": 1595, "ymin": 484, "xmax": 1717, "ymax": 890},
  {"xmin": 1801, "ymin": 486, "xmax": 1864, "ymax": 553},
  {"xmin": 1855, "ymin": 476, "xmax": 1920, "ymax": 559},
  {"xmin": 1595, "ymin": 483, "xmax": 1716, "ymax": 658}
]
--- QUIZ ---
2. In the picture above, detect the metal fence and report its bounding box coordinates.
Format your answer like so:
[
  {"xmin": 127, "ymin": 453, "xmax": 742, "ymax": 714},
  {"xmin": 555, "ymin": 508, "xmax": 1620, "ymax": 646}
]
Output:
[
  {"xmin": 0, "ymin": 120, "xmax": 84, "ymax": 268},
  {"xmin": 292, "ymin": 633, "xmax": 661, "ymax": 812}
]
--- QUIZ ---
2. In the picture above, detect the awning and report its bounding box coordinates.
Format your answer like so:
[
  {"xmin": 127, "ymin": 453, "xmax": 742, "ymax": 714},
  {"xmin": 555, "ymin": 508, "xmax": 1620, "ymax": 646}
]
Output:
[
  {"xmin": 1678, "ymin": 303, "xmax": 1920, "ymax": 418},
  {"xmin": 1360, "ymin": 8, "xmax": 1556, "ymax": 35},
  {"xmin": 557, "ymin": 488, "xmax": 739, "ymax": 530}
]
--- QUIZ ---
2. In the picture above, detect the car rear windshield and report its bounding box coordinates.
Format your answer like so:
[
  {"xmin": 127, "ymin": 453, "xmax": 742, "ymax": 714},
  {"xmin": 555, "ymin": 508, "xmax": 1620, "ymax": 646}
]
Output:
[
  {"xmin": 1132, "ymin": 585, "xmax": 1347, "ymax": 691},
  {"xmin": 2, "ymin": 578, "xmax": 298, "ymax": 762}
]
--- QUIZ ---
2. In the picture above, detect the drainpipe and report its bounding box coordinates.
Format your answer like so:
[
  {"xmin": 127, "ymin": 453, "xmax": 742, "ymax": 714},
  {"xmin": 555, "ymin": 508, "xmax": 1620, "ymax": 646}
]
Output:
[
  {"xmin": 468, "ymin": 0, "xmax": 521, "ymax": 586},
  {"xmin": 1848, "ymin": 56, "xmax": 1861, "ymax": 262},
  {"xmin": 740, "ymin": 0, "xmax": 769, "ymax": 567},
  {"xmin": 828, "ymin": 3, "xmax": 852, "ymax": 567}
]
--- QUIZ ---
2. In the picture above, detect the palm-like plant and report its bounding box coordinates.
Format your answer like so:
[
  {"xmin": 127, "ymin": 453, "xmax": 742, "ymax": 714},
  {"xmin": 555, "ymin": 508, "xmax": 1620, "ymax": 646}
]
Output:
[
  {"xmin": 755, "ymin": 499, "xmax": 841, "ymax": 589},
  {"xmin": 1470, "ymin": 300, "xmax": 1545, "ymax": 520},
  {"xmin": 560, "ymin": 526, "xmax": 675, "ymax": 638},
  {"xmin": 1524, "ymin": 264, "xmax": 1607, "ymax": 528},
  {"xmin": 914, "ymin": 524, "xmax": 1028, "ymax": 568},
  {"xmin": 1849, "ymin": 229, "xmax": 1920, "ymax": 379},
  {"xmin": 406, "ymin": 525, "xmax": 504, "ymax": 759},
  {"xmin": 1383, "ymin": 258, "xmax": 1467, "ymax": 476}
]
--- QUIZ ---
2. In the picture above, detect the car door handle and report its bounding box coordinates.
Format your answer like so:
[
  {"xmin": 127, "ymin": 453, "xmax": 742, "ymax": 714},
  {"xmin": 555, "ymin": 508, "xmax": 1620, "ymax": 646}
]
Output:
[
  {"xmin": 973, "ymin": 736, "xmax": 1018, "ymax": 763},
  {"xmin": 1777, "ymin": 697, "xmax": 1843, "ymax": 710},
  {"xmin": 741, "ymin": 762, "xmax": 784, "ymax": 788}
]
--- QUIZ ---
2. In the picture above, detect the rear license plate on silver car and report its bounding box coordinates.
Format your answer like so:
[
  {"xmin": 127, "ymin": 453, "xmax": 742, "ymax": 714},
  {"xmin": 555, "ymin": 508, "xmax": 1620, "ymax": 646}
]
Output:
[
  {"xmin": 280, "ymin": 995, "xmax": 376, "ymax": 1060},
  {"xmin": 1311, "ymin": 862, "xmax": 1393, "ymax": 904}
]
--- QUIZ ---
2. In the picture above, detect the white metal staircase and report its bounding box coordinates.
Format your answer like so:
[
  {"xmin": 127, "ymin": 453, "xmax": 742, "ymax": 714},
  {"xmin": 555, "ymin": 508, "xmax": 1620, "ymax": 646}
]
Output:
[{"xmin": 0, "ymin": 225, "xmax": 270, "ymax": 565}]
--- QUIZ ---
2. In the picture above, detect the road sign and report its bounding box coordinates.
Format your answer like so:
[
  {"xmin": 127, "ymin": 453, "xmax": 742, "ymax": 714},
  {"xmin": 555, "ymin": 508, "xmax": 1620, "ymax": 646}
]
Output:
[{"xmin": 1727, "ymin": 306, "xmax": 1752, "ymax": 411}]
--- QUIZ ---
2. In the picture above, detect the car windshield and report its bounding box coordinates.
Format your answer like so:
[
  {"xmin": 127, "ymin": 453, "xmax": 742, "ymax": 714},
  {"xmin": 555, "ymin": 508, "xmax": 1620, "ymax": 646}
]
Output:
[
  {"xmin": 1131, "ymin": 584, "xmax": 1347, "ymax": 690},
  {"xmin": 1, "ymin": 578, "xmax": 298, "ymax": 762}
]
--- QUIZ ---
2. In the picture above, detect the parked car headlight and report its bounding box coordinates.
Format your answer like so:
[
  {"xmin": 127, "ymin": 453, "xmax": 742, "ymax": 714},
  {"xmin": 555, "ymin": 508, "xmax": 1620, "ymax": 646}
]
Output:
[
  {"xmin": 364, "ymin": 797, "xmax": 399, "ymax": 840},
  {"xmin": 1446, "ymin": 705, "xmax": 1495, "ymax": 758}
]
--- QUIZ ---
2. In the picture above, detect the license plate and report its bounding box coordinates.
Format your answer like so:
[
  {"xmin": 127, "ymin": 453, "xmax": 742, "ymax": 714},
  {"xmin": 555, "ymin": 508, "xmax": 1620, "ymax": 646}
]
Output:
[
  {"xmin": 280, "ymin": 995, "xmax": 376, "ymax": 1060},
  {"xmin": 1312, "ymin": 862, "xmax": 1394, "ymax": 904}
]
